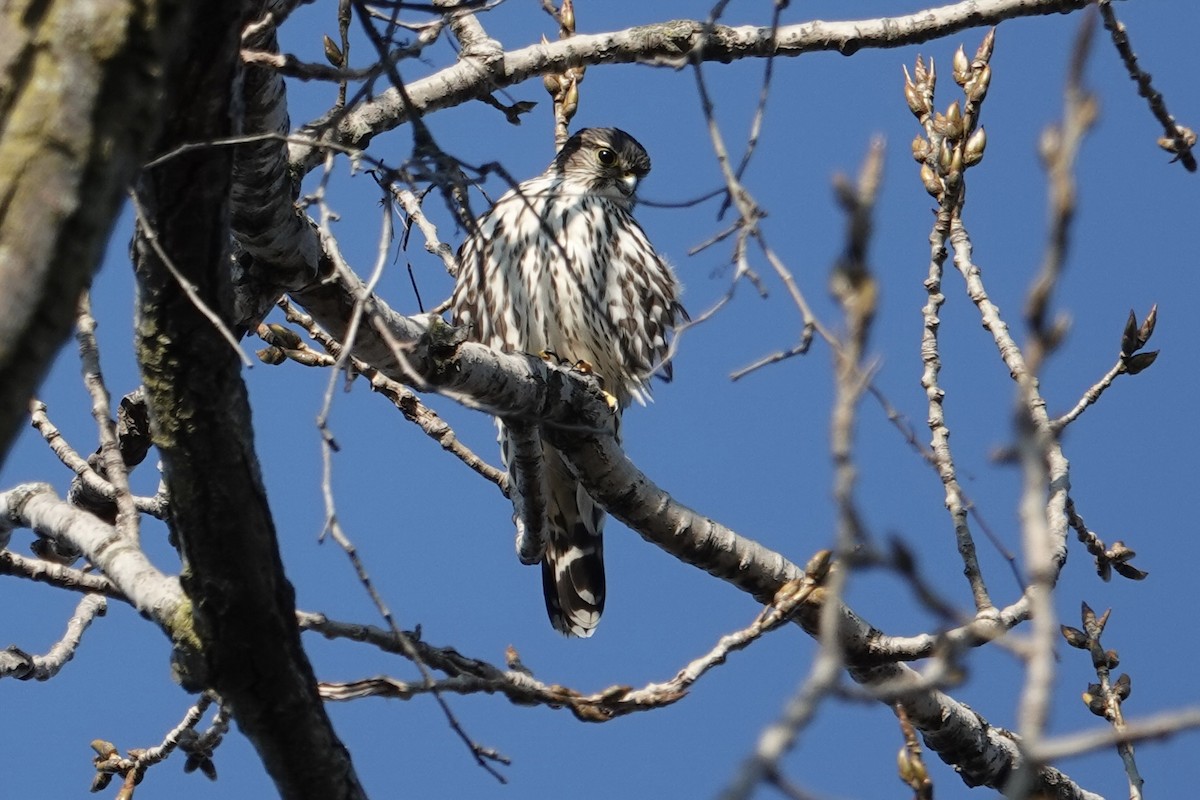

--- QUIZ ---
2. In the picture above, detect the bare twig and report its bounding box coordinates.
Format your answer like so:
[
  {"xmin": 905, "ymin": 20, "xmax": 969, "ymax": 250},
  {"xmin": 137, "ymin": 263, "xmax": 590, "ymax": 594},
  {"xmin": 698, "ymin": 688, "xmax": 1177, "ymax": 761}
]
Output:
[
  {"xmin": 304, "ymin": 551, "xmax": 831, "ymax": 721},
  {"xmin": 390, "ymin": 186, "xmax": 459, "ymax": 277},
  {"xmin": 1026, "ymin": 9, "xmax": 1098, "ymax": 370},
  {"xmin": 75, "ymin": 294, "xmax": 140, "ymax": 544},
  {"xmin": 1033, "ymin": 706, "xmax": 1200, "ymax": 763},
  {"xmin": 28, "ymin": 401, "xmax": 167, "ymax": 519},
  {"xmin": 1097, "ymin": 0, "xmax": 1196, "ymax": 171},
  {"xmin": 895, "ymin": 703, "xmax": 935, "ymax": 799},
  {"xmin": 1060, "ymin": 604, "xmax": 1144, "ymax": 798},
  {"xmin": 269, "ymin": 301, "xmax": 507, "ymax": 490},
  {"xmin": 306, "ymin": 177, "xmax": 509, "ymax": 782},
  {"xmin": 0, "ymin": 594, "xmax": 106, "ymax": 681},
  {"xmin": 90, "ymin": 694, "xmax": 221, "ymax": 794},
  {"xmin": 906, "ymin": 35, "xmax": 996, "ymax": 614}
]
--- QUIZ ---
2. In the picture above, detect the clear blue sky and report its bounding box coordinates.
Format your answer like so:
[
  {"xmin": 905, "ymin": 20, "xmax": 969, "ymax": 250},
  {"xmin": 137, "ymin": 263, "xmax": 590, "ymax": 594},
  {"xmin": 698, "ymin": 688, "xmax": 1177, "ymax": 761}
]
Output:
[{"xmin": 2, "ymin": 2, "xmax": 1198, "ymax": 798}]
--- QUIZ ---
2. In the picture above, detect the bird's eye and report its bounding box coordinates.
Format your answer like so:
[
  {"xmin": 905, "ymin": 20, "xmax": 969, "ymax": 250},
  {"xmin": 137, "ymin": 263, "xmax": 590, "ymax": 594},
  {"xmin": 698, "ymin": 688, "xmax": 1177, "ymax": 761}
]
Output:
[{"xmin": 596, "ymin": 148, "xmax": 617, "ymax": 167}]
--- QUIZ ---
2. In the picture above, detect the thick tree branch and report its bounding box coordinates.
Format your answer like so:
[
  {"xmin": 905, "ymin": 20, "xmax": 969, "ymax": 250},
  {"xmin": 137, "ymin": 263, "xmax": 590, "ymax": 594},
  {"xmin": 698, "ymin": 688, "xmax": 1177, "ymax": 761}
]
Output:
[
  {"xmin": 0, "ymin": 484, "xmax": 179, "ymax": 622},
  {"xmin": 132, "ymin": 1, "xmax": 364, "ymax": 797},
  {"xmin": 230, "ymin": 3, "xmax": 323, "ymax": 329},
  {"xmin": 0, "ymin": 0, "xmax": 193, "ymax": 465}
]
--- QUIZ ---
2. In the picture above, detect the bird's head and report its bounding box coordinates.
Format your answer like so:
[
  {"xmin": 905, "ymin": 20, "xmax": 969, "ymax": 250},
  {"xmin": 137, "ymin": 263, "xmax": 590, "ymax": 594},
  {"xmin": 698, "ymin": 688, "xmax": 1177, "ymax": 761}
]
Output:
[{"xmin": 550, "ymin": 127, "xmax": 651, "ymax": 206}]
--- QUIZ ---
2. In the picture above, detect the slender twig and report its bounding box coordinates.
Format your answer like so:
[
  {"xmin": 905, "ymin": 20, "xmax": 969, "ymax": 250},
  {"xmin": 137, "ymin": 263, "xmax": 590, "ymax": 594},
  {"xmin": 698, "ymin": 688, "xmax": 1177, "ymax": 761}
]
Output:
[
  {"xmin": 896, "ymin": 703, "xmax": 935, "ymax": 799},
  {"xmin": 906, "ymin": 39, "xmax": 996, "ymax": 613},
  {"xmin": 1097, "ymin": 0, "xmax": 1196, "ymax": 171},
  {"xmin": 74, "ymin": 294, "xmax": 140, "ymax": 544},
  {"xmin": 1051, "ymin": 358, "xmax": 1122, "ymax": 431},
  {"xmin": 28, "ymin": 401, "xmax": 167, "ymax": 518},
  {"xmin": 390, "ymin": 186, "xmax": 459, "ymax": 277},
  {"xmin": 306, "ymin": 551, "xmax": 830, "ymax": 721},
  {"xmin": 1033, "ymin": 706, "xmax": 1200, "ymax": 762},
  {"xmin": 272, "ymin": 300, "xmax": 507, "ymax": 490},
  {"xmin": 310, "ymin": 169, "xmax": 509, "ymax": 781},
  {"xmin": 1060, "ymin": 604, "xmax": 1144, "ymax": 798},
  {"xmin": 1026, "ymin": 9, "xmax": 1098, "ymax": 371},
  {"xmin": 91, "ymin": 694, "xmax": 219, "ymax": 793},
  {"xmin": 0, "ymin": 594, "xmax": 107, "ymax": 680}
]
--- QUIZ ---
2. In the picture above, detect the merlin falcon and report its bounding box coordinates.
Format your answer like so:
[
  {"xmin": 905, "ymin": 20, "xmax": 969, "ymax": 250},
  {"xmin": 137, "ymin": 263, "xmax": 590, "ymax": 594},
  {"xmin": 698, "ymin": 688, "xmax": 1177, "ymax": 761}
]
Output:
[{"xmin": 452, "ymin": 128, "xmax": 684, "ymax": 636}]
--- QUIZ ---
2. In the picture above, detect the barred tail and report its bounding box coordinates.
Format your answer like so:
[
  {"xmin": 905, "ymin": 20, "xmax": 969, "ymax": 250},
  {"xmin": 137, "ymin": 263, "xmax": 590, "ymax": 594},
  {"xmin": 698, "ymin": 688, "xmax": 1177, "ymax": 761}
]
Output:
[{"xmin": 539, "ymin": 444, "xmax": 605, "ymax": 637}]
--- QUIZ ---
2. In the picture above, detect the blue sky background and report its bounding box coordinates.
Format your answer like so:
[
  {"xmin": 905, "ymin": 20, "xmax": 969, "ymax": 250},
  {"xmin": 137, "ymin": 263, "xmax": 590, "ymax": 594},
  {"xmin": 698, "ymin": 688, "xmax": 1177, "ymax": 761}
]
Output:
[{"xmin": 2, "ymin": 1, "xmax": 1198, "ymax": 798}]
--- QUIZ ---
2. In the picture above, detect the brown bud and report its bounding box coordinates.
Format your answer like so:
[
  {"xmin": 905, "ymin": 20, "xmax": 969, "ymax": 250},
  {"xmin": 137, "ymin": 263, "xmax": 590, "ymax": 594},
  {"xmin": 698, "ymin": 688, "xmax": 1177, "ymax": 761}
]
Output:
[
  {"xmin": 975, "ymin": 28, "xmax": 996, "ymax": 64},
  {"xmin": 256, "ymin": 346, "xmax": 286, "ymax": 366},
  {"xmin": 805, "ymin": 549, "xmax": 833, "ymax": 581},
  {"xmin": 911, "ymin": 134, "xmax": 931, "ymax": 162},
  {"xmin": 1137, "ymin": 304, "xmax": 1158, "ymax": 348},
  {"xmin": 944, "ymin": 101, "xmax": 964, "ymax": 139},
  {"xmin": 912, "ymin": 57, "xmax": 928, "ymax": 87},
  {"xmin": 1158, "ymin": 124, "xmax": 1198, "ymax": 155},
  {"xmin": 91, "ymin": 740, "xmax": 118, "ymax": 759},
  {"xmin": 964, "ymin": 127, "xmax": 987, "ymax": 166},
  {"xmin": 1123, "ymin": 350, "xmax": 1159, "ymax": 375},
  {"xmin": 559, "ymin": 0, "xmax": 576, "ymax": 35},
  {"xmin": 1107, "ymin": 541, "xmax": 1136, "ymax": 563},
  {"xmin": 903, "ymin": 67, "xmax": 926, "ymax": 118},
  {"xmin": 1113, "ymin": 562, "xmax": 1149, "ymax": 580},
  {"xmin": 1060, "ymin": 625, "xmax": 1089, "ymax": 649},
  {"xmin": 265, "ymin": 323, "xmax": 302, "ymax": 349},
  {"xmin": 323, "ymin": 35, "xmax": 343, "ymax": 67},
  {"xmin": 937, "ymin": 139, "xmax": 956, "ymax": 173},
  {"xmin": 1083, "ymin": 690, "xmax": 1107, "ymax": 717},
  {"xmin": 953, "ymin": 45, "xmax": 970, "ymax": 87},
  {"xmin": 1114, "ymin": 672, "xmax": 1132, "ymax": 701},
  {"xmin": 967, "ymin": 64, "xmax": 991, "ymax": 103},
  {"xmin": 561, "ymin": 80, "xmax": 580, "ymax": 121},
  {"xmin": 920, "ymin": 163, "xmax": 942, "ymax": 197},
  {"xmin": 1120, "ymin": 308, "xmax": 1140, "ymax": 355}
]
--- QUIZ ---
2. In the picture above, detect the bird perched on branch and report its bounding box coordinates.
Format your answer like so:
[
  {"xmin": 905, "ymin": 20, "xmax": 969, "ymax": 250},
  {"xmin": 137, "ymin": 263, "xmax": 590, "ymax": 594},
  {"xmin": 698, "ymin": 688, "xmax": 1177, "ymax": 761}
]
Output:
[{"xmin": 452, "ymin": 128, "xmax": 684, "ymax": 636}]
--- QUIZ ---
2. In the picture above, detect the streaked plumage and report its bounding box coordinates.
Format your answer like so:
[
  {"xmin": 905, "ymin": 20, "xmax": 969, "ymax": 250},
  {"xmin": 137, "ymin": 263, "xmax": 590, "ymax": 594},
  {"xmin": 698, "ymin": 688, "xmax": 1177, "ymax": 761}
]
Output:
[{"xmin": 452, "ymin": 128, "xmax": 683, "ymax": 636}]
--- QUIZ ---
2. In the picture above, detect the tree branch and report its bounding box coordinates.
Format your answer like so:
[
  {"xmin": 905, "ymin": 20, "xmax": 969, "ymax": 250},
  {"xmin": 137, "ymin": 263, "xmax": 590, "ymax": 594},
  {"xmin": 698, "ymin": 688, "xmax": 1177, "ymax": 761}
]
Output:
[
  {"xmin": 0, "ymin": 0, "xmax": 195, "ymax": 464},
  {"xmin": 290, "ymin": 0, "xmax": 1088, "ymax": 171},
  {"xmin": 132, "ymin": 0, "xmax": 365, "ymax": 795}
]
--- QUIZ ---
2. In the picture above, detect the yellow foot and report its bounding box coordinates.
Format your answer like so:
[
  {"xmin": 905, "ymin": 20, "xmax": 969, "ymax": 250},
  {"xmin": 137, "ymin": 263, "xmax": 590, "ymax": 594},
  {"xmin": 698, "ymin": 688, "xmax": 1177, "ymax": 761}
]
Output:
[{"xmin": 568, "ymin": 360, "xmax": 617, "ymax": 409}]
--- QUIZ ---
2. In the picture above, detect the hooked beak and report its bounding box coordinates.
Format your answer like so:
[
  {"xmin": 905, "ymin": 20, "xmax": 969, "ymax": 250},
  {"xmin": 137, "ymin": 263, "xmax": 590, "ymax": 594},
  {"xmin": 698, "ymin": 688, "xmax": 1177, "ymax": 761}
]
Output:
[{"xmin": 619, "ymin": 172, "xmax": 639, "ymax": 196}]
